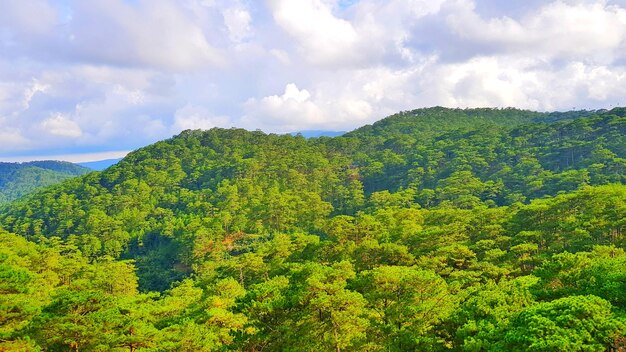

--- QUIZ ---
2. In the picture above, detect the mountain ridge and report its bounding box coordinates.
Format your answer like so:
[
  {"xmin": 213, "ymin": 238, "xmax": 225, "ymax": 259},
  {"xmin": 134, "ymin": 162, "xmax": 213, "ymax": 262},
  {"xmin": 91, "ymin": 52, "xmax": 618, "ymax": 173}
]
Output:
[
  {"xmin": 0, "ymin": 160, "xmax": 92, "ymax": 204},
  {"xmin": 1, "ymin": 106, "xmax": 625, "ymax": 351}
]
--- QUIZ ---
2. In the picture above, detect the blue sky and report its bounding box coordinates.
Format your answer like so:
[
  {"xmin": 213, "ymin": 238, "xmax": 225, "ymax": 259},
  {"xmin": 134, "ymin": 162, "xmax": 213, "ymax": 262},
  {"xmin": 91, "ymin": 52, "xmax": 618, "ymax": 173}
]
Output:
[{"xmin": 2, "ymin": 0, "xmax": 626, "ymax": 161}]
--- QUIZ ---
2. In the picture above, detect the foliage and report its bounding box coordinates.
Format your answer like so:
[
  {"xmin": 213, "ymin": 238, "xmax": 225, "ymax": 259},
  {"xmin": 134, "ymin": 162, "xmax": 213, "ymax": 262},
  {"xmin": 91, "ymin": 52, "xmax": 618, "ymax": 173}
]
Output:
[
  {"xmin": 0, "ymin": 161, "xmax": 91, "ymax": 205},
  {"xmin": 0, "ymin": 107, "xmax": 625, "ymax": 350}
]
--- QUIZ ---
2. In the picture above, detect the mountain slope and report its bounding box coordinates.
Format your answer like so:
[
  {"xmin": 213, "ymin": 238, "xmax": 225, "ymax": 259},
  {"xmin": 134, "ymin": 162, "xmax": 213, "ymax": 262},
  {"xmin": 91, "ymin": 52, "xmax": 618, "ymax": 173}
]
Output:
[
  {"xmin": 340, "ymin": 107, "xmax": 626, "ymax": 199},
  {"xmin": 1, "ymin": 107, "xmax": 624, "ymax": 288},
  {"xmin": 0, "ymin": 107, "xmax": 625, "ymax": 351},
  {"xmin": 0, "ymin": 161, "xmax": 92, "ymax": 204},
  {"xmin": 344, "ymin": 106, "xmax": 602, "ymax": 140}
]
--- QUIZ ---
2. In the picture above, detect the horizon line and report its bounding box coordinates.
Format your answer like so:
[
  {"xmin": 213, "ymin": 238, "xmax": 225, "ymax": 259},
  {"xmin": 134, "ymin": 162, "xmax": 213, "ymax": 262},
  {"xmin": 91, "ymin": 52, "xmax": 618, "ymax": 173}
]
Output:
[{"xmin": 0, "ymin": 150, "xmax": 130, "ymax": 164}]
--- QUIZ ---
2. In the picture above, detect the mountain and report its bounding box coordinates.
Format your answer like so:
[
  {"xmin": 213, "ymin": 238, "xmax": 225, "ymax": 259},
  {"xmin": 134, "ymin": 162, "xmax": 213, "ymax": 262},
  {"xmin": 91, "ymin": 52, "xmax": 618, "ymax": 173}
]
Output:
[
  {"xmin": 0, "ymin": 160, "xmax": 92, "ymax": 204},
  {"xmin": 78, "ymin": 158, "xmax": 123, "ymax": 171},
  {"xmin": 342, "ymin": 107, "xmax": 625, "ymax": 198},
  {"xmin": 1, "ymin": 107, "xmax": 625, "ymax": 351},
  {"xmin": 290, "ymin": 130, "xmax": 346, "ymax": 138}
]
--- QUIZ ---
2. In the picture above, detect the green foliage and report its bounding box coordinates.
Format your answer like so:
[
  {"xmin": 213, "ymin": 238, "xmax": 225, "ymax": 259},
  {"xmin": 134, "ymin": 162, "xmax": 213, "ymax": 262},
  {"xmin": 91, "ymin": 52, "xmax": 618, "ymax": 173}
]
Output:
[
  {"xmin": 500, "ymin": 295, "xmax": 621, "ymax": 351},
  {"xmin": 0, "ymin": 107, "xmax": 625, "ymax": 350},
  {"xmin": 356, "ymin": 266, "xmax": 455, "ymax": 350},
  {"xmin": 450, "ymin": 276, "xmax": 539, "ymax": 351},
  {"xmin": 0, "ymin": 161, "xmax": 91, "ymax": 205}
]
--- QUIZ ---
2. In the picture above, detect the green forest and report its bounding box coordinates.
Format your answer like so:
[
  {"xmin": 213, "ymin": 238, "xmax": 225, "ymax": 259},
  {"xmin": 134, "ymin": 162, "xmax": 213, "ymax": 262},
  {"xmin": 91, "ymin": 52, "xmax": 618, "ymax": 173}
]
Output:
[
  {"xmin": 0, "ymin": 107, "xmax": 625, "ymax": 351},
  {"xmin": 0, "ymin": 161, "xmax": 91, "ymax": 205}
]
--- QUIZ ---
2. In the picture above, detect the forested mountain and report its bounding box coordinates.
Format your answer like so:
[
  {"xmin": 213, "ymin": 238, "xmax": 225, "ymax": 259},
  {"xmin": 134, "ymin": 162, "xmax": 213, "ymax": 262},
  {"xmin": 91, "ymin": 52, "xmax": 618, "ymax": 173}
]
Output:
[
  {"xmin": 0, "ymin": 107, "xmax": 625, "ymax": 351},
  {"xmin": 0, "ymin": 161, "xmax": 91, "ymax": 204}
]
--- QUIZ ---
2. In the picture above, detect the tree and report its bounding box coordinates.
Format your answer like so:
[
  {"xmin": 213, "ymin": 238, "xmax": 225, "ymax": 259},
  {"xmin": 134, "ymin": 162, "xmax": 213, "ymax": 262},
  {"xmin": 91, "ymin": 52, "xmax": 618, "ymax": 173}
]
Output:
[
  {"xmin": 356, "ymin": 266, "xmax": 454, "ymax": 351},
  {"xmin": 295, "ymin": 262, "xmax": 370, "ymax": 352},
  {"xmin": 500, "ymin": 295, "xmax": 621, "ymax": 352}
]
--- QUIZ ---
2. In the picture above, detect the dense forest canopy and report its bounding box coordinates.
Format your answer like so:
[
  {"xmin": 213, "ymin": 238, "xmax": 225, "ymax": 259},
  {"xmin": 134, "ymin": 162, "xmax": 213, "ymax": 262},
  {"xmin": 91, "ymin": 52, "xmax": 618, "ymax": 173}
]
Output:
[
  {"xmin": 0, "ymin": 107, "xmax": 625, "ymax": 351},
  {"xmin": 0, "ymin": 161, "xmax": 91, "ymax": 205}
]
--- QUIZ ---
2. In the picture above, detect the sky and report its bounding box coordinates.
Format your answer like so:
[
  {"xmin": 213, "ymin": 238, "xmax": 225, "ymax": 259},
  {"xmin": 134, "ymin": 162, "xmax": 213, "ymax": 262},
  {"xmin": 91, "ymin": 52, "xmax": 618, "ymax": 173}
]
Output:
[{"xmin": 2, "ymin": 0, "xmax": 626, "ymax": 162}]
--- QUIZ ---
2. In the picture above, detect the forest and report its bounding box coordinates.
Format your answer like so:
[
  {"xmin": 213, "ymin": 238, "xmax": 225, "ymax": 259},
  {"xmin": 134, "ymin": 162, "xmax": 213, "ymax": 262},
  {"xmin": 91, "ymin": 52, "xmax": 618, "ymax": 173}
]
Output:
[
  {"xmin": 0, "ymin": 161, "xmax": 91, "ymax": 205},
  {"xmin": 0, "ymin": 107, "xmax": 625, "ymax": 351}
]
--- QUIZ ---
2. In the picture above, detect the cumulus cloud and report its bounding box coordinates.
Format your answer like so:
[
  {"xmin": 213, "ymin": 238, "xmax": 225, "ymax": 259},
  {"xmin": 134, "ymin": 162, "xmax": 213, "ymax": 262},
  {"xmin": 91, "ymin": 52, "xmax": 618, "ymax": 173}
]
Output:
[
  {"xmin": 243, "ymin": 83, "xmax": 325, "ymax": 131},
  {"xmin": 267, "ymin": 0, "xmax": 361, "ymax": 66},
  {"xmin": 2, "ymin": 0, "xmax": 626, "ymax": 158},
  {"xmin": 173, "ymin": 104, "xmax": 232, "ymax": 131},
  {"xmin": 244, "ymin": 82, "xmax": 378, "ymax": 132},
  {"xmin": 445, "ymin": 0, "xmax": 626, "ymax": 63},
  {"xmin": 41, "ymin": 114, "xmax": 82, "ymax": 138}
]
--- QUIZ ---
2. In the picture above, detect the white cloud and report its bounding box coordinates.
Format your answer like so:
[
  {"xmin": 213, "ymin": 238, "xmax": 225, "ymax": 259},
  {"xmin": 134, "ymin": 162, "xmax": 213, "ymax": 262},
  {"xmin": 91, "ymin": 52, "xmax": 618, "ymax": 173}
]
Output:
[
  {"xmin": 66, "ymin": 0, "xmax": 224, "ymax": 71},
  {"xmin": 0, "ymin": 128, "xmax": 30, "ymax": 152},
  {"xmin": 267, "ymin": 0, "xmax": 362, "ymax": 66},
  {"xmin": 0, "ymin": 0, "xmax": 58, "ymax": 36},
  {"xmin": 411, "ymin": 57, "xmax": 626, "ymax": 111},
  {"xmin": 41, "ymin": 113, "xmax": 83, "ymax": 138},
  {"xmin": 446, "ymin": 1, "xmax": 626, "ymax": 63},
  {"xmin": 269, "ymin": 49, "xmax": 291, "ymax": 65},
  {"xmin": 173, "ymin": 104, "xmax": 232, "ymax": 130},
  {"xmin": 223, "ymin": 6, "xmax": 252, "ymax": 42},
  {"xmin": 243, "ymin": 81, "xmax": 379, "ymax": 132},
  {"xmin": 3, "ymin": 0, "xmax": 626, "ymax": 157},
  {"xmin": 243, "ymin": 83, "xmax": 325, "ymax": 131},
  {"xmin": 0, "ymin": 0, "xmax": 225, "ymax": 71},
  {"xmin": 22, "ymin": 80, "xmax": 51, "ymax": 111}
]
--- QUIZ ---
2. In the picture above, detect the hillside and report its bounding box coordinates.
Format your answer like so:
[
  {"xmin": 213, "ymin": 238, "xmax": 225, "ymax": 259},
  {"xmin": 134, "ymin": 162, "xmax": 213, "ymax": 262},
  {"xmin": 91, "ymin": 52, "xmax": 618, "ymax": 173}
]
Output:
[
  {"xmin": 340, "ymin": 107, "xmax": 625, "ymax": 199},
  {"xmin": 0, "ymin": 161, "xmax": 92, "ymax": 204},
  {"xmin": 0, "ymin": 107, "xmax": 625, "ymax": 351}
]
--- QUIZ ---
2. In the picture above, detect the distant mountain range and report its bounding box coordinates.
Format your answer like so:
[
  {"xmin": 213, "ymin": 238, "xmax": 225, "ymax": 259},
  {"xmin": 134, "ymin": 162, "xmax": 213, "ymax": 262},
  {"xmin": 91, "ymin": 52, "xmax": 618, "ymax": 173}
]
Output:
[
  {"xmin": 289, "ymin": 130, "xmax": 346, "ymax": 138},
  {"xmin": 78, "ymin": 158, "xmax": 123, "ymax": 171},
  {"xmin": 0, "ymin": 161, "xmax": 91, "ymax": 205}
]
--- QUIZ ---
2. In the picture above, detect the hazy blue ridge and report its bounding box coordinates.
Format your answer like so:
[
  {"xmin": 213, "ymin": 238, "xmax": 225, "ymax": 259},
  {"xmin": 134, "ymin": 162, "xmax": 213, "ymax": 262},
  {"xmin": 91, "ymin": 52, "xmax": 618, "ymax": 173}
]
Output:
[
  {"xmin": 289, "ymin": 130, "xmax": 346, "ymax": 138},
  {"xmin": 79, "ymin": 158, "xmax": 123, "ymax": 171}
]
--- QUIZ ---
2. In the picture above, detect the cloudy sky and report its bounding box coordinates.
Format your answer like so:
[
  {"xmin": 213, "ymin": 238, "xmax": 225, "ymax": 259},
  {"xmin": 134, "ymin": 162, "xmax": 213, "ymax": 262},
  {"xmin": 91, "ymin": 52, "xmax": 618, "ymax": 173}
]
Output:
[{"xmin": 2, "ymin": 0, "xmax": 626, "ymax": 161}]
